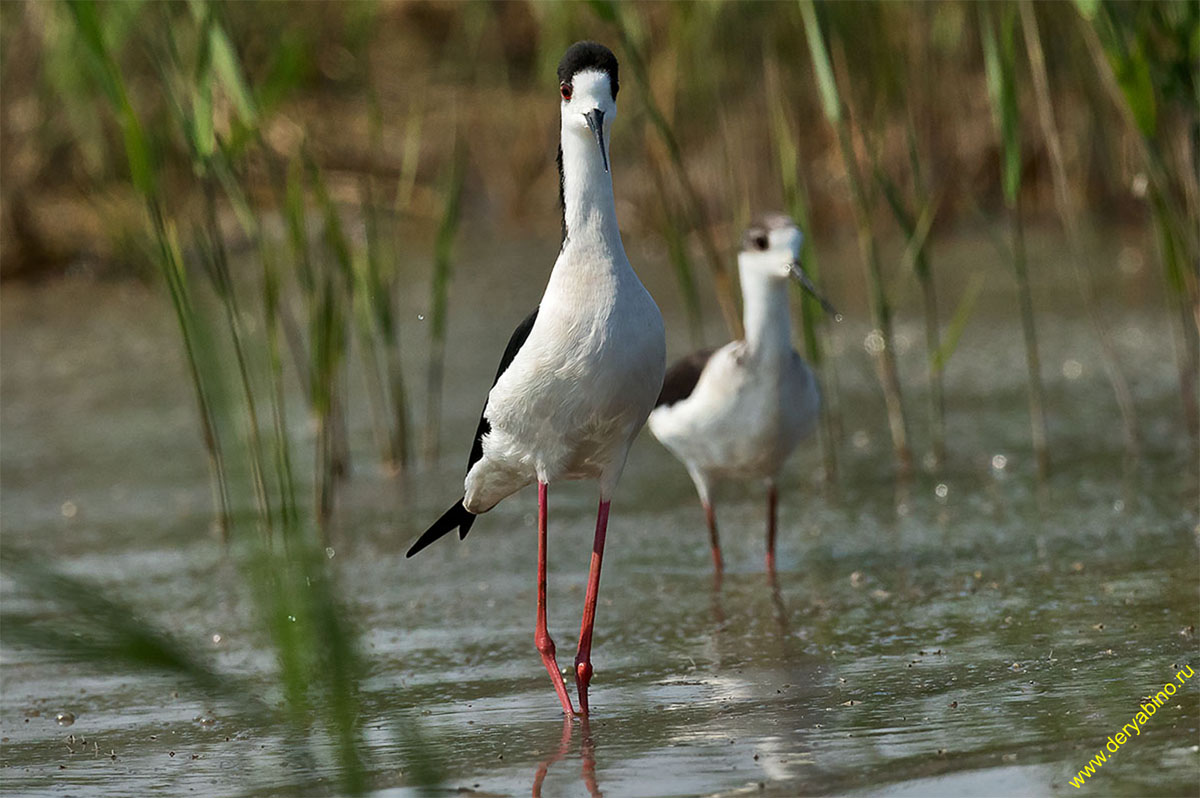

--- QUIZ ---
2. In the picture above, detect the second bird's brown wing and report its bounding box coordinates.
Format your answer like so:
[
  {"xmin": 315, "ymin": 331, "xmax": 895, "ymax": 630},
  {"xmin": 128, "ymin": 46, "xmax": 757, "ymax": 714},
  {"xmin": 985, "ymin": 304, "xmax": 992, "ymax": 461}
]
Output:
[{"xmin": 656, "ymin": 347, "xmax": 717, "ymax": 408}]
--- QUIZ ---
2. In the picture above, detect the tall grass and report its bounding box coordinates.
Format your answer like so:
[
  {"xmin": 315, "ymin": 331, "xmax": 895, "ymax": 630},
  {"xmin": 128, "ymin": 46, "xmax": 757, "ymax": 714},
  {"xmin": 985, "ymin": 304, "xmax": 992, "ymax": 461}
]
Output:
[
  {"xmin": 354, "ymin": 92, "xmax": 421, "ymax": 473},
  {"xmin": 422, "ymin": 142, "xmax": 467, "ymax": 464},
  {"xmin": 1019, "ymin": 0, "xmax": 1141, "ymax": 463},
  {"xmin": 306, "ymin": 154, "xmax": 357, "ymax": 527},
  {"xmin": 1073, "ymin": 0, "xmax": 1199, "ymax": 451},
  {"xmin": 875, "ymin": 165, "xmax": 948, "ymax": 470},
  {"xmin": 15, "ymin": 4, "xmax": 444, "ymax": 792},
  {"xmin": 10, "ymin": 0, "xmax": 1187, "ymax": 497},
  {"xmin": 980, "ymin": 1, "xmax": 1052, "ymax": 481},
  {"xmin": 591, "ymin": 0, "xmax": 745, "ymax": 341},
  {"xmin": 799, "ymin": 0, "xmax": 914, "ymax": 479}
]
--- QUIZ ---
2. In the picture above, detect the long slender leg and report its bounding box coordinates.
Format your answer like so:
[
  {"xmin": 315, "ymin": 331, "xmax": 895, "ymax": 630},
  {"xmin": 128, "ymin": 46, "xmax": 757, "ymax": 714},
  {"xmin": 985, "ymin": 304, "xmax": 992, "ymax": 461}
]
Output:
[
  {"xmin": 688, "ymin": 468, "xmax": 722, "ymax": 575},
  {"xmin": 765, "ymin": 481, "xmax": 779, "ymax": 574},
  {"xmin": 535, "ymin": 481, "xmax": 575, "ymax": 716},
  {"xmin": 573, "ymin": 499, "xmax": 611, "ymax": 715},
  {"xmin": 704, "ymin": 501, "xmax": 723, "ymax": 576}
]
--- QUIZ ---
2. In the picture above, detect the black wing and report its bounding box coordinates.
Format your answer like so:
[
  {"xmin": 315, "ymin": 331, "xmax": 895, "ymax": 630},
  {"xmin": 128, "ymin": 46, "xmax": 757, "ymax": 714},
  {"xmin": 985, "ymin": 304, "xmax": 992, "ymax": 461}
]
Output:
[
  {"xmin": 407, "ymin": 306, "xmax": 540, "ymax": 559},
  {"xmin": 656, "ymin": 347, "xmax": 716, "ymax": 408},
  {"xmin": 466, "ymin": 306, "xmax": 539, "ymax": 474}
]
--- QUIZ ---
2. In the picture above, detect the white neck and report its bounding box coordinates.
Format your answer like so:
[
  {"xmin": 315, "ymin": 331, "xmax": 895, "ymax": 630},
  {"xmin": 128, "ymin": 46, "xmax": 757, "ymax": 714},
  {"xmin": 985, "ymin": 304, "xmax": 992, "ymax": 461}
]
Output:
[
  {"xmin": 739, "ymin": 265, "xmax": 792, "ymax": 359},
  {"xmin": 559, "ymin": 123, "xmax": 620, "ymax": 251}
]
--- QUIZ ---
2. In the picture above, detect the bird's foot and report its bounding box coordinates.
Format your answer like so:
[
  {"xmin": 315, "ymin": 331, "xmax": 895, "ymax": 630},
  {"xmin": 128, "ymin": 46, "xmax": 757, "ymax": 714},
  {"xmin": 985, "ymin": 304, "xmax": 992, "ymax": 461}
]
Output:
[{"xmin": 574, "ymin": 659, "xmax": 593, "ymax": 715}]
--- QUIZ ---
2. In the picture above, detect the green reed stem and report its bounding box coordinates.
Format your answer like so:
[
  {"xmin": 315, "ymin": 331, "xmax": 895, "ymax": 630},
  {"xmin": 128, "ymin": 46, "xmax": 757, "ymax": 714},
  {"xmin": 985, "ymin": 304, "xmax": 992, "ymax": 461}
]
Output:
[
  {"xmin": 982, "ymin": 2, "xmax": 1051, "ymax": 480},
  {"xmin": 799, "ymin": 0, "xmax": 913, "ymax": 479},
  {"xmin": 590, "ymin": 0, "xmax": 744, "ymax": 340},
  {"xmin": 1020, "ymin": 0, "xmax": 1141, "ymax": 463},
  {"xmin": 423, "ymin": 144, "xmax": 466, "ymax": 464}
]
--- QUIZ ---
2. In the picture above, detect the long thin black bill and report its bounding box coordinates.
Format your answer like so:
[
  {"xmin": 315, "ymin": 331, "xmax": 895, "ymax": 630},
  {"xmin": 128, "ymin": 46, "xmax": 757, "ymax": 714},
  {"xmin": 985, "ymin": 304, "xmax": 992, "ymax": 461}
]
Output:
[
  {"xmin": 584, "ymin": 109, "xmax": 609, "ymax": 173},
  {"xmin": 788, "ymin": 261, "xmax": 841, "ymax": 321}
]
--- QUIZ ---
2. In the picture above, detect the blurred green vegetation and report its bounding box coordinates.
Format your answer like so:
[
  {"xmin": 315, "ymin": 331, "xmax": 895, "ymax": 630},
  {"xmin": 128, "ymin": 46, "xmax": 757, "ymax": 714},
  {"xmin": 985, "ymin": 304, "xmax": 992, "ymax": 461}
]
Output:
[
  {"xmin": 3, "ymin": 0, "xmax": 1194, "ymax": 456},
  {"xmin": 3, "ymin": 1, "xmax": 1196, "ymax": 276}
]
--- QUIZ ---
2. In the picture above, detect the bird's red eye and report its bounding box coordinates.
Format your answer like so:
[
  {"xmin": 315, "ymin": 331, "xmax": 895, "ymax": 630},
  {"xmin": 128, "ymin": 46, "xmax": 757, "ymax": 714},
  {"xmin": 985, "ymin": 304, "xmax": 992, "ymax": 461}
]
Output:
[{"xmin": 560, "ymin": 82, "xmax": 572, "ymax": 101}]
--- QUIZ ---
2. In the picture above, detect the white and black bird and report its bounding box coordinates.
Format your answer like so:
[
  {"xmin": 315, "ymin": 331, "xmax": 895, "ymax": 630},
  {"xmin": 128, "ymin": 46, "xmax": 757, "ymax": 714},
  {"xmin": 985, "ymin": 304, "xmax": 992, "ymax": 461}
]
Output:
[
  {"xmin": 406, "ymin": 42, "xmax": 665, "ymax": 717},
  {"xmin": 648, "ymin": 213, "xmax": 836, "ymax": 576}
]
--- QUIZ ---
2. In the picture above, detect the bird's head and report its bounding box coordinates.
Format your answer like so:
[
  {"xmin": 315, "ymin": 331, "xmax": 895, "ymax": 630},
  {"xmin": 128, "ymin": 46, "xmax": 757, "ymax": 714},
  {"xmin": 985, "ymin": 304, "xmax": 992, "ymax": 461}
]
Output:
[
  {"xmin": 558, "ymin": 41, "xmax": 619, "ymax": 173},
  {"xmin": 739, "ymin": 213, "xmax": 840, "ymax": 318}
]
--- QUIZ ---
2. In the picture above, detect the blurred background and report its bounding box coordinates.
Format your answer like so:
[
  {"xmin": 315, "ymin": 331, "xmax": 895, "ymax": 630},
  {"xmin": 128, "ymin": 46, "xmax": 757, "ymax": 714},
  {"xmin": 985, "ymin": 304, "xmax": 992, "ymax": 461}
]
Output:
[
  {"xmin": 2, "ymin": 0, "xmax": 1197, "ymax": 475},
  {"xmin": 1, "ymin": 2, "xmax": 1198, "ymax": 796}
]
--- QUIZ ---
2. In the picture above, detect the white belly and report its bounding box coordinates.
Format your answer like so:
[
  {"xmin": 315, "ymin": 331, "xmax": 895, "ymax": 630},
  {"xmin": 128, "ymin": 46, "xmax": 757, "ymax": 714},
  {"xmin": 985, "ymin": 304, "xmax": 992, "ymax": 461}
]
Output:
[
  {"xmin": 649, "ymin": 343, "xmax": 818, "ymax": 481},
  {"xmin": 464, "ymin": 275, "xmax": 665, "ymax": 512}
]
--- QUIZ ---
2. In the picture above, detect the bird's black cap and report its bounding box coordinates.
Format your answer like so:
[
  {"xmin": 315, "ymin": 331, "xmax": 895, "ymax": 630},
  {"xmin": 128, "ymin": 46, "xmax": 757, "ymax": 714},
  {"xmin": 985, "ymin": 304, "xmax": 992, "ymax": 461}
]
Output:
[{"xmin": 557, "ymin": 41, "xmax": 619, "ymax": 98}]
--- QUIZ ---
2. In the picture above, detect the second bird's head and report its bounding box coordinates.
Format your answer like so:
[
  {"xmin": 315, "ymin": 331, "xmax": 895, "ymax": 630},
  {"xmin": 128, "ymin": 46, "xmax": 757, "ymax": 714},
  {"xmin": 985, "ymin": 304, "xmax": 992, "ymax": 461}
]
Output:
[
  {"xmin": 558, "ymin": 41, "xmax": 619, "ymax": 172},
  {"xmin": 740, "ymin": 213, "xmax": 840, "ymax": 318}
]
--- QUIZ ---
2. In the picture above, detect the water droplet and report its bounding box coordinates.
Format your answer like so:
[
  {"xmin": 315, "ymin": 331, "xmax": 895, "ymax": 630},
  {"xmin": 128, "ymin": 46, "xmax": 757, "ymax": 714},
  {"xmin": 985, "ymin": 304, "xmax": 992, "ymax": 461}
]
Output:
[
  {"xmin": 1112, "ymin": 500, "xmax": 1125, "ymax": 513},
  {"xmin": 417, "ymin": 314, "xmax": 425, "ymax": 321},
  {"xmin": 55, "ymin": 712, "xmax": 75, "ymax": 727},
  {"xmin": 60, "ymin": 501, "xmax": 77, "ymax": 519},
  {"xmin": 1131, "ymin": 173, "xmax": 1148, "ymax": 198},
  {"xmin": 1117, "ymin": 246, "xmax": 1144, "ymax": 276},
  {"xmin": 863, "ymin": 330, "xmax": 886, "ymax": 355},
  {"xmin": 833, "ymin": 313, "xmax": 844, "ymax": 323},
  {"xmin": 934, "ymin": 483, "xmax": 949, "ymax": 500},
  {"xmin": 325, "ymin": 547, "xmax": 335, "ymax": 559},
  {"xmin": 211, "ymin": 633, "xmax": 222, "ymax": 645},
  {"xmin": 287, "ymin": 615, "xmax": 296, "ymax": 623},
  {"xmin": 851, "ymin": 430, "xmax": 870, "ymax": 449},
  {"xmin": 991, "ymin": 454, "xmax": 1007, "ymax": 471},
  {"xmin": 1062, "ymin": 359, "xmax": 1083, "ymax": 380}
]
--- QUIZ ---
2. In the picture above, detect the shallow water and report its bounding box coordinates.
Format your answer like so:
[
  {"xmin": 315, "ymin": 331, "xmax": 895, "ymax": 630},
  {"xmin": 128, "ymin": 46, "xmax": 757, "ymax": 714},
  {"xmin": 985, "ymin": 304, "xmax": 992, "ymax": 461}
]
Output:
[{"xmin": 2, "ymin": 228, "xmax": 1198, "ymax": 796}]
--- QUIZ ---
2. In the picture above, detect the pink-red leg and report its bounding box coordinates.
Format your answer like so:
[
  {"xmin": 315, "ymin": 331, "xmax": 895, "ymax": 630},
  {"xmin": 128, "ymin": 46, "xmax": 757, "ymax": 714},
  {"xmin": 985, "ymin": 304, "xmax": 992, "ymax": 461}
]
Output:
[
  {"xmin": 704, "ymin": 501, "xmax": 723, "ymax": 576},
  {"xmin": 536, "ymin": 482, "xmax": 576, "ymax": 716},
  {"xmin": 574, "ymin": 499, "xmax": 610, "ymax": 715},
  {"xmin": 765, "ymin": 483, "xmax": 778, "ymax": 574}
]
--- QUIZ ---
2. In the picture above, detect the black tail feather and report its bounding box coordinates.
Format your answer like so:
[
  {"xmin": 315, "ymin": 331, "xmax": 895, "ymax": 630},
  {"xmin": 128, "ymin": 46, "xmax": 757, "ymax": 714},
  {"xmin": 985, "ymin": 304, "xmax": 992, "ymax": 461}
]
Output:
[{"xmin": 406, "ymin": 499, "xmax": 477, "ymax": 558}]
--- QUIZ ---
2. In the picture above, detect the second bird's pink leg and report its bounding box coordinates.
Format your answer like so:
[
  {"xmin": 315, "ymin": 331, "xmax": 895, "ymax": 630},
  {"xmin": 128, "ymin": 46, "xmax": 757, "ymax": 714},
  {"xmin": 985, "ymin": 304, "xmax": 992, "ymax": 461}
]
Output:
[
  {"xmin": 574, "ymin": 499, "xmax": 611, "ymax": 715},
  {"xmin": 704, "ymin": 501, "xmax": 723, "ymax": 576},
  {"xmin": 765, "ymin": 483, "xmax": 779, "ymax": 574},
  {"xmin": 535, "ymin": 482, "xmax": 576, "ymax": 716}
]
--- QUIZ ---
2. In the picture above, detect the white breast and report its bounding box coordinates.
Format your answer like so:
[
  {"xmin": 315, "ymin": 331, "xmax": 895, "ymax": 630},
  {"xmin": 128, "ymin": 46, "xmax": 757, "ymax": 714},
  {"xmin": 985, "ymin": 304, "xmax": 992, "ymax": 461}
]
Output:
[
  {"xmin": 648, "ymin": 344, "xmax": 818, "ymax": 481},
  {"xmin": 464, "ymin": 246, "xmax": 665, "ymax": 512}
]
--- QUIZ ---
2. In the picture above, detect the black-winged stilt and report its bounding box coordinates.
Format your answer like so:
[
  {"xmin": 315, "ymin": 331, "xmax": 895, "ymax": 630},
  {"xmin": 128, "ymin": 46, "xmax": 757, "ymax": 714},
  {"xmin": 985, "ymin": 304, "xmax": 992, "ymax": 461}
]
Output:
[
  {"xmin": 648, "ymin": 213, "xmax": 836, "ymax": 575},
  {"xmin": 406, "ymin": 42, "xmax": 666, "ymax": 717}
]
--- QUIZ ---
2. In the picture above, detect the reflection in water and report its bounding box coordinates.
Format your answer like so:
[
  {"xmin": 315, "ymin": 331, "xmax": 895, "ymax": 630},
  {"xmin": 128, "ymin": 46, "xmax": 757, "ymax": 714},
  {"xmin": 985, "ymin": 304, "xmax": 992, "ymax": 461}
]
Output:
[
  {"xmin": 531, "ymin": 717, "xmax": 602, "ymax": 798},
  {"xmin": 580, "ymin": 718, "xmax": 603, "ymax": 798},
  {"xmin": 768, "ymin": 569, "xmax": 791, "ymax": 638},
  {"xmin": 531, "ymin": 717, "xmax": 571, "ymax": 797}
]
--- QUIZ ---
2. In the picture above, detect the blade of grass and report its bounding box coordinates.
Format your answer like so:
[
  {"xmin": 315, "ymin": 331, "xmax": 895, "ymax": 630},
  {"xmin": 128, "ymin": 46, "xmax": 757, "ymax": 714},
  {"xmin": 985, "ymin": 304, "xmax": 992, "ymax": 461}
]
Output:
[
  {"xmin": 423, "ymin": 141, "xmax": 467, "ymax": 464},
  {"xmin": 1019, "ymin": 0, "xmax": 1141, "ymax": 462},
  {"xmin": 590, "ymin": 0, "xmax": 744, "ymax": 340},
  {"xmin": 931, "ymin": 273, "xmax": 986, "ymax": 373},
  {"xmin": 981, "ymin": 1, "xmax": 1051, "ymax": 480},
  {"xmin": 799, "ymin": 0, "xmax": 913, "ymax": 479}
]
